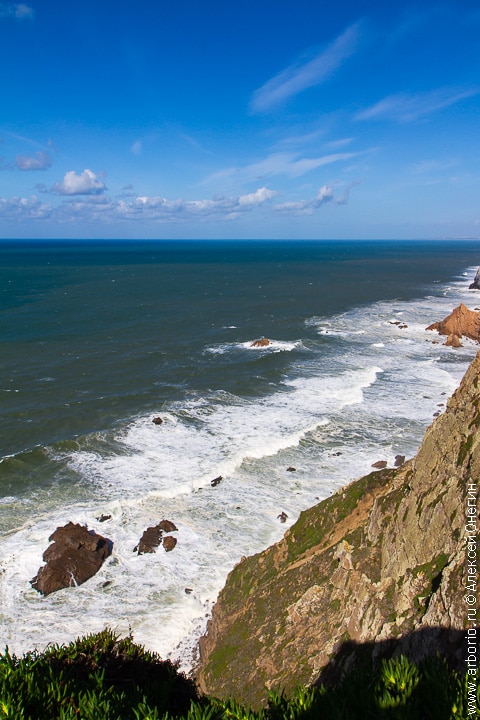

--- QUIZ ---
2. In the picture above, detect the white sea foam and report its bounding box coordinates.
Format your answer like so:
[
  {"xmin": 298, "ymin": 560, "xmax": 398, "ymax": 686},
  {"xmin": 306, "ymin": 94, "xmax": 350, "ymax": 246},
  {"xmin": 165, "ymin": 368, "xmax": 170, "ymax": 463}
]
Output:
[
  {"xmin": 0, "ymin": 266, "xmax": 479, "ymax": 671},
  {"xmin": 206, "ymin": 338, "xmax": 301, "ymax": 354}
]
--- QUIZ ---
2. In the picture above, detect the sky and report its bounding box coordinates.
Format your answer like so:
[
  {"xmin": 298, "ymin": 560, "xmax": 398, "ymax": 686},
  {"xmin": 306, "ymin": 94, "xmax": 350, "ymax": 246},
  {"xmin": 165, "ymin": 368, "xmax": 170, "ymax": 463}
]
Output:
[{"xmin": 1, "ymin": 0, "xmax": 479, "ymax": 240}]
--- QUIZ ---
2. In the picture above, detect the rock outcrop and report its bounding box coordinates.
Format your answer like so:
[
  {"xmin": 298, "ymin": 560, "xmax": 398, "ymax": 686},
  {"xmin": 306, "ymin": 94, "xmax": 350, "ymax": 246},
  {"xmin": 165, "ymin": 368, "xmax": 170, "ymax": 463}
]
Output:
[
  {"xmin": 31, "ymin": 523, "xmax": 112, "ymax": 596},
  {"xmin": 197, "ymin": 352, "xmax": 480, "ymax": 708},
  {"xmin": 251, "ymin": 337, "xmax": 270, "ymax": 347},
  {"xmin": 427, "ymin": 303, "xmax": 480, "ymax": 343},
  {"xmin": 135, "ymin": 520, "xmax": 178, "ymax": 554},
  {"xmin": 469, "ymin": 267, "xmax": 480, "ymax": 290}
]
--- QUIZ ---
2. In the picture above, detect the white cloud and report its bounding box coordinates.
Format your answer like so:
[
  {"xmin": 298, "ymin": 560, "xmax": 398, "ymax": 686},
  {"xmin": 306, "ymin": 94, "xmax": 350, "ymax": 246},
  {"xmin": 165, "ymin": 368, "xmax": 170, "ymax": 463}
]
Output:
[
  {"xmin": 412, "ymin": 159, "xmax": 456, "ymax": 174},
  {"xmin": 0, "ymin": 186, "xmax": 277, "ymax": 224},
  {"xmin": 131, "ymin": 140, "xmax": 142, "ymax": 156},
  {"xmin": 206, "ymin": 151, "xmax": 358, "ymax": 187},
  {"xmin": 356, "ymin": 87, "xmax": 480, "ymax": 122},
  {"xmin": 0, "ymin": 194, "xmax": 52, "ymax": 219},
  {"xmin": 250, "ymin": 23, "xmax": 360, "ymax": 113},
  {"xmin": 52, "ymin": 169, "xmax": 107, "ymax": 195},
  {"xmin": 15, "ymin": 151, "xmax": 52, "ymax": 171},
  {"xmin": 0, "ymin": 3, "xmax": 33, "ymax": 19},
  {"xmin": 274, "ymin": 183, "xmax": 355, "ymax": 215},
  {"xmin": 238, "ymin": 187, "xmax": 277, "ymax": 207}
]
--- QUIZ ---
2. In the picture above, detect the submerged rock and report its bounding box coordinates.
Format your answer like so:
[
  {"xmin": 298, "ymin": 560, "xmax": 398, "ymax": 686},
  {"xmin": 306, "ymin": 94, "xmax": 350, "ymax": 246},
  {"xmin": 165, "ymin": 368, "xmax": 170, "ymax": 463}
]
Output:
[{"xmin": 31, "ymin": 522, "xmax": 112, "ymax": 596}]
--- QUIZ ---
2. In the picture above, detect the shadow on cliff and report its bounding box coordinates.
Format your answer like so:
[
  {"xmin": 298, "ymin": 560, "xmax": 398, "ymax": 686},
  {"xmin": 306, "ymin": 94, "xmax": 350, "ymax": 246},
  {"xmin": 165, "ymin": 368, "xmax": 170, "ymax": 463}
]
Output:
[{"xmin": 315, "ymin": 625, "xmax": 466, "ymax": 687}]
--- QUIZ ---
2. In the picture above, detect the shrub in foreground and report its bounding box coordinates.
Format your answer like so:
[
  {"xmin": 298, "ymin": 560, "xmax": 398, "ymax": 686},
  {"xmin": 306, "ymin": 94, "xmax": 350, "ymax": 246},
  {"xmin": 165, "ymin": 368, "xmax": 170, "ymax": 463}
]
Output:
[{"xmin": 0, "ymin": 629, "xmax": 477, "ymax": 718}]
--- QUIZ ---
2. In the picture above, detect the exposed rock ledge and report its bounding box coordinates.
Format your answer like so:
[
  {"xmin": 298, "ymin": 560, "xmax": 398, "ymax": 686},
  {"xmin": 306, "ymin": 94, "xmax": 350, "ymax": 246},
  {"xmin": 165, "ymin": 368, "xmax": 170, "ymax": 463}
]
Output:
[
  {"xmin": 427, "ymin": 303, "xmax": 480, "ymax": 344},
  {"xmin": 196, "ymin": 351, "xmax": 480, "ymax": 708}
]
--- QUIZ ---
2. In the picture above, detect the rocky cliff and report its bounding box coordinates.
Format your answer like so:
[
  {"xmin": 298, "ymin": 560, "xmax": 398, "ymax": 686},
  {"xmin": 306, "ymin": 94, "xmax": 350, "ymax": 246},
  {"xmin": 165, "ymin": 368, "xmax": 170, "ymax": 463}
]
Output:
[{"xmin": 197, "ymin": 352, "xmax": 480, "ymax": 708}]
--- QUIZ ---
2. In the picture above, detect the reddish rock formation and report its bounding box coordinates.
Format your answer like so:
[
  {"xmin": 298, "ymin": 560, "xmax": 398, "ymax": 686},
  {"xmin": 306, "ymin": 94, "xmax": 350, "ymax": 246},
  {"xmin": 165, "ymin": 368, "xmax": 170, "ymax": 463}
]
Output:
[
  {"xmin": 445, "ymin": 333, "xmax": 462, "ymax": 348},
  {"xmin": 152, "ymin": 417, "xmax": 163, "ymax": 425},
  {"xmin": 31, "ymin": 522, "xmax": 112, "ymax": 596},
  {"xmin": 426, "ymin": 303, "xmax": 480, "ymax": 343},
  {"xmin": 371, "ymin": 460, "xmax": 387, "ymax": 469},
  {"xmin": 251, "ymin": 337, "xmax": 270, "ymax": 347}
]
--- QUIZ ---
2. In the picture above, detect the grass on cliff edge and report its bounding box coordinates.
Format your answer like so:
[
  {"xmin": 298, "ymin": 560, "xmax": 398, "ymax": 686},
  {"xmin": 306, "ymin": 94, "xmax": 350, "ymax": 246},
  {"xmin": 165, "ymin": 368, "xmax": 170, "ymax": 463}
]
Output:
[{"xmin": 0, "ymin": 629, "xmax": 477, "ymax": 719}]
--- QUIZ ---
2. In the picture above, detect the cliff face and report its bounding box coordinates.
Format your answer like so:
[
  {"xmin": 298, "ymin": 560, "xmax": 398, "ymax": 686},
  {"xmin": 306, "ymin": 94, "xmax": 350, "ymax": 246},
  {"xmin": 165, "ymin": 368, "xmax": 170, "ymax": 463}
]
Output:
[{"xmin": 197, "ymin": 352, "xmax": 480, "ymax": 708}]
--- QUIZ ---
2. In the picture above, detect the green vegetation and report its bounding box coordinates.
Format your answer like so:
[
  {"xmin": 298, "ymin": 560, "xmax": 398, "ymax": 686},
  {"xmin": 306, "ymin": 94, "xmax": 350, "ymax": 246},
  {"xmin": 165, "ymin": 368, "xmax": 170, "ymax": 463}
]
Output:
[{"xmin": 0, "ymin": 629, "xmax": 477, "ymax": 719}]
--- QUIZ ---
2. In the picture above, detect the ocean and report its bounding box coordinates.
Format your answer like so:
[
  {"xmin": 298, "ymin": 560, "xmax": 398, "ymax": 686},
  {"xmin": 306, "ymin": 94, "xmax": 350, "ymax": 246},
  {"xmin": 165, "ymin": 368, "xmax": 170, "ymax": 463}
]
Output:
[{"xmin": 1, "ymin": 238, "xmax": 479, "ymax": 670}]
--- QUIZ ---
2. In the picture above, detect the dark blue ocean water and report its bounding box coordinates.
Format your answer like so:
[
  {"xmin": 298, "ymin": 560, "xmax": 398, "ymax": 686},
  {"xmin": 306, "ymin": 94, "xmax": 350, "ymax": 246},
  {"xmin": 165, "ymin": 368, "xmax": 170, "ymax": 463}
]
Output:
[{"xmin": 1, "ymin": 239, "xmax": 479, "ymax": 666}]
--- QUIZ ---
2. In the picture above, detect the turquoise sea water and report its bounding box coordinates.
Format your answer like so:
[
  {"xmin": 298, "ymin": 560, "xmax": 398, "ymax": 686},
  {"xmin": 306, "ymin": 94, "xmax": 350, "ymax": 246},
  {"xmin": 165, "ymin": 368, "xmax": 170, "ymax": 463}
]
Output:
[{"xmin": 1, "ymin": 238, "xmax": 479, "ymax": 668}]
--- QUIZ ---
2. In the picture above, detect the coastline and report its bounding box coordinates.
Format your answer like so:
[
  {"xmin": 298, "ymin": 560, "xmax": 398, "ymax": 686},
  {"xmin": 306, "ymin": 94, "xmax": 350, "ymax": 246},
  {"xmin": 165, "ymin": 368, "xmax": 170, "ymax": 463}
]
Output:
[{"xmin": 0, "ymin": 242, "xmax": 479, "ymax": 670}]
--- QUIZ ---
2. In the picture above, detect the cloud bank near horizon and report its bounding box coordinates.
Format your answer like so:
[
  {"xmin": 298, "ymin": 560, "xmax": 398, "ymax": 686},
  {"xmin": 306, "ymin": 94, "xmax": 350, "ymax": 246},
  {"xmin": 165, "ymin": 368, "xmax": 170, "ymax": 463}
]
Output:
[{"xmin": 0, "ymin": 183, "xmax": 355, "ymax": 226}]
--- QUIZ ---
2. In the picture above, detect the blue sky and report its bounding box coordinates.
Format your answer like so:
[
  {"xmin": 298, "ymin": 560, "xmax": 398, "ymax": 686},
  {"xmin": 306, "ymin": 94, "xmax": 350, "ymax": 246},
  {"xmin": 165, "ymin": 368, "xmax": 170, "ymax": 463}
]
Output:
[{"xmin": 1, "ymin": 0, "xmax": 479, "ymax": 239}]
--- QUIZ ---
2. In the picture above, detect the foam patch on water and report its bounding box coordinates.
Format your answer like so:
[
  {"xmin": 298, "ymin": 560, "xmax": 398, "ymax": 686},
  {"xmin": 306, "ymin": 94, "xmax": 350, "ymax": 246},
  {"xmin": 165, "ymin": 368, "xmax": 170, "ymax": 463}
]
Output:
[{"xmin": 206, "ymin": 338, "xmax": 301, "ymax": 354}]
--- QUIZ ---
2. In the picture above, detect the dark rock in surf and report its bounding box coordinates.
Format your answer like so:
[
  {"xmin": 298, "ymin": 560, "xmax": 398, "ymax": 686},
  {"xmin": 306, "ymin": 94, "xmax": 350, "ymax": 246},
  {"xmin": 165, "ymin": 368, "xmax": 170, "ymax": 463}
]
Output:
[
  {"xmin": 30, "ymin": 522, "xmax": 112, "ymax": 596},
  {"xmin": 394, "ymin": 455, "xmax": 405, "ymax": 467},
  {"xmin": 371, "ymin": 460, "xmax": 387, "ymax": 469},
  {"xmin": 136, "ymin": 525, "xmax": 164, "ymax": 555},
  {"xmin": 163, "ymin": 536, "xmax": 177, "ymax": 552},
  {"xmin": 97, "ymin": 514, "xmax": 111, "ymax": 523},
  {"xmin": 251, "ymin": 337, "xmax": 270, "ymax": 347},
  {"xmin": 152, "ymin": 417, "xmax": 163, "ymax": 425},
  {"xmin": 286, "ymin": 466, "xmax": 296, "ymax": 472},
  {"xmin": 277, "ymin": 512, "xmax": 288, "ymax": 523},
  {"xmin": 469, "ymin": 267, "xmax": 480, "ymax": 290},
  {"xmin": 158, "ymin": 519, "xmax": 178, "ymax": 533},
  {"xmin": 211, "ymin": 476, "xmax": 223, "ymax": 487},
  {"xmin": 136, "ymin": 520, "xmax": 178, "ymax": 554}
]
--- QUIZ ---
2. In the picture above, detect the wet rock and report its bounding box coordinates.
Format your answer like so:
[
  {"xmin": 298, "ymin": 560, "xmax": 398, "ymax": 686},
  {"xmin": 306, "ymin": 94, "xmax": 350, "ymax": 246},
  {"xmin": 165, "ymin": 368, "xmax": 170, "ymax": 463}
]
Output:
[
  {"xmin": 96, "ymin": 514, "xmax": 111, "ymax": 523},
  {"xmin": 394, "ymin": 455, "xmax": 405, "ymax": 467},
  {"xmin": 469, "ymin": 267, "xmax": 480, "ymax": 290},
  {"xmin": 135, "ymin": 525, "xmax": 164, "ymax": 555},
  {"xmin": 371, "ymin": 460, "xmax": 387, "ymax": 469},
  {"xmin": 158, "ymin": 519, "xmax": 178, "ymax": 533},
  {"xmin": 135, "ymin": 520, "xmax": 178, "ymax": 554},
  {"xmin": 277, "ymin": 511, "xmax": 288, "ymax": 523},
  {"xmin": 445, "ymin": 333, "xmax": 462, "ymax": 348},
  {"xmin": 251, "ymin": 337, "xmax": 270, "ymax": 347},
  {"xmin": 211, "ymin": 476, "xmax": 223, "ymax": 487},
  {"xmin": 286, "ymin": 466, "xmax": 296, "ymax": 472},
  {"xmin": 163, "ymin": 536, "xmax": 177, "ymax": 552},
  {"xmin": 152, "ymin": 417, "xmax": 163, "ymax": 425},
  {"xmin": 31, "ymin": 522, "xmax": 112, "ymax": 596}
]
